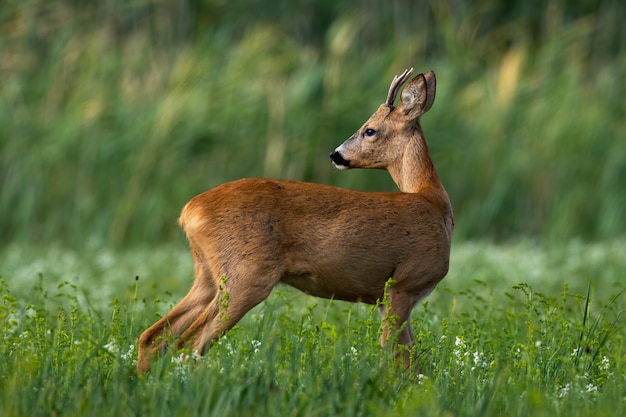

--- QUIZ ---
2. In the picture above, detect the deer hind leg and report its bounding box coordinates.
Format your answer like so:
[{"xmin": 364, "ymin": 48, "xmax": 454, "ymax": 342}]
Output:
[
  {"xmin": 179, "ymin": 266, "xmax": 279, "ymax": 356},
  {"xmin": 379, "ymin": 289, "xmax": 418, "ymax": 370},
  {"xmin": 137, "ymin": 248, "xmax": 217, "ymax": 375}
]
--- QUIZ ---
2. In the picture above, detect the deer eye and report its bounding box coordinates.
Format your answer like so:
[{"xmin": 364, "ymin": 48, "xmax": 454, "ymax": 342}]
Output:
[{"xmin": 364, "ymin": 128, "xmax": 376, "ymax": 137}]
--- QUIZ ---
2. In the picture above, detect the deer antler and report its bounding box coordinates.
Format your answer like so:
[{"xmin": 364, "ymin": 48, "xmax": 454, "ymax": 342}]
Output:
[{"xmin": 385, "ymin": 68, "xmax": 414, "ymax": 107}]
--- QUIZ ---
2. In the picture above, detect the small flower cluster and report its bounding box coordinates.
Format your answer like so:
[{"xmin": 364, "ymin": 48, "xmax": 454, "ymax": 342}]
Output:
[
  {"xmin": 452, "ymin": 336, "xmax": 490, "ymax": 374},
  {"xmin": 557, "ymin": 355, "xmax": 612, "ymax": 399},
  {"xmin": 169, "ymin": 351, "xmax": 201, "ymax": 382},
  {"xmin": 217, "ymin": 337, "xmax": 235, "ymax": 356},
  {"xmin": 251, "ymin": 339, "xmax": 262, "ymax": 354},
  {"xmin": 343, "ymin": 345, "xmax": 359, "ymax": 362},
  {"xmin": 214, "ymin": 338, "xmax": 263, "ymax": 375},
  {"xmin": 558, "ymin": 378, "xmax": 598, "ymax": 399},
  {"xmin": 104, "ymin": 340, "xmax": 136, "ymax": 366},
  {"xmin": 216, "ymin": 336, "xmax": 262, "ymax": 356}
]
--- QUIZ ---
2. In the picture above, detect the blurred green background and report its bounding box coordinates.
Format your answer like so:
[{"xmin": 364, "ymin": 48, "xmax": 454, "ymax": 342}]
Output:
[{"xmin": 1, "ymin": 0, "xmax": 624, "ymax": 248}]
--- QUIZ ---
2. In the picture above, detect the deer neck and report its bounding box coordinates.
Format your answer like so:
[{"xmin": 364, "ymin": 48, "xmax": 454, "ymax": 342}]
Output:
[{"xmin": 387, "ymin": 130, "xmax": 444, "ymax": 195}]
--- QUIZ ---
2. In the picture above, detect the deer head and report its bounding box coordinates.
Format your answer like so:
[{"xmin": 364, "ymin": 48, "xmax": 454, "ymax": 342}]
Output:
[{"xmin": 330, "ymin": 69, "xmax": 438, "ymax": 193}]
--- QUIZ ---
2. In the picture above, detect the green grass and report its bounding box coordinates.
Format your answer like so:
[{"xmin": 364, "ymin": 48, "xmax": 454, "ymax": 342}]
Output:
[{"xmin": 1, "ymin": 241, "xmax": 624, "ymax": 416}]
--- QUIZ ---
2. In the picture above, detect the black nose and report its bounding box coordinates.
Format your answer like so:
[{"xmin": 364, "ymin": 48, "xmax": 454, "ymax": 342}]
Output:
[{"xmin": 329, "ymin": 151, "xmax": 350, "ymax": 167}]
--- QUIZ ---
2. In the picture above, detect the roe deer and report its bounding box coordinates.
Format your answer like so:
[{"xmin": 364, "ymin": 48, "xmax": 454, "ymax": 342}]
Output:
[{"xmin": 137, "ymin": 68, "xmax": 454, "ymax": 374}]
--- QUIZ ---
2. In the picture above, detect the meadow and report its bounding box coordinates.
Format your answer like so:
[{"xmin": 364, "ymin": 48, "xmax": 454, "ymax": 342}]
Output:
[
  {"xmin": 1, "ymin": 241, "xmax": 625, "ymax": 416},
  {"xmin": 1, "ymin": 1, "xmax": 625, "ymax": 416}
]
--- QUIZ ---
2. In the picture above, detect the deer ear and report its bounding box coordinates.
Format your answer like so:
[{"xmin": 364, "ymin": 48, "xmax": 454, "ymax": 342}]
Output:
[{"xmin": 398, "ymin": 71, "xmax": 436, "ymax": 119}]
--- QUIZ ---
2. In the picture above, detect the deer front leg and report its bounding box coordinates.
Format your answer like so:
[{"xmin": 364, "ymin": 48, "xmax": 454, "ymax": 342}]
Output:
[{"xmin": 379, "ymin": 289, "xmax": 417, "ymax": 370}]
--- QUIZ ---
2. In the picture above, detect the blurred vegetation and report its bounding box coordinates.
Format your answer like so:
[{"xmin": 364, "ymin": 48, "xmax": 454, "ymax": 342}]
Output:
[{"xmin": 0, "ymin": 0, "xmax": 625, "ymax": 247}]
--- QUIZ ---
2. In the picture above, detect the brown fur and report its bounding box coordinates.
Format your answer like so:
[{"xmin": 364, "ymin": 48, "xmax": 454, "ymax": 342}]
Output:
[{"xmin": 137, "ymin": 69, "xmax": 454, "ymax": 374}]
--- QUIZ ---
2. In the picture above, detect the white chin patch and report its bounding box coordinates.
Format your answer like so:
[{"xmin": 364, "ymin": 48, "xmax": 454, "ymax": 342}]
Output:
[{"xmin": 333, "ymin": 163, "xmax": 349, "ymax": 170}]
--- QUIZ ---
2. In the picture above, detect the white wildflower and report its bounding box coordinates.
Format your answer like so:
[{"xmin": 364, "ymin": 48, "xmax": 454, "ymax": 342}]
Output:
[
  {"xmin": 343, "ymin": 346, "xmax": 359, "ymax": 362},
  {"xmin": 600, "ymin": 356, "xmax": 610, "ymax": 372},
  {"xmin": 104, "ymin": 340, "xmax": 119, "ymax": 354},
  {"xmin": 471, "ymin": 351, "xmax": 489, "ymax": 371},
  {"xmin": 218, "ymin": 338, "xmax": 235, "ymax": 356},
  {"xmin": 25, "ymin": 307, "xmax": 37, "ymax": 319},
  {"xmin": 558, "ymin": 383, "xmax": 571, "ymax": 398},
  {"xmin": 170, "ymin": 353, "xmax": 185, "ymax": 366},
  {"xmin": 453, "ymin": 336, "xmax": 467, "ymax": 362},
  {"xmin": 170, "ymin": 353, "xmax": 189, "ymax": 382},
  {"xmin": 121, "ymin": 344, "xmax": 135, "ymax": 361},
  {"xmin": 350, "ymin": 346, "xmax": 358, "ymax": 361}
]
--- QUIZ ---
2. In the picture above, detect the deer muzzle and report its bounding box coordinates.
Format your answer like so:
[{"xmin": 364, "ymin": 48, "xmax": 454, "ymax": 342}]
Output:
[{"xmin": 329, "ymin": 150, "xmax": 350, "ymax": 169}]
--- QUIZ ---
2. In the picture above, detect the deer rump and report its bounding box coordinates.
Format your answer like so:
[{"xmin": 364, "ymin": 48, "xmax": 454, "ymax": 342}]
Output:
[{"xmin": 181, "ymin": 177, "xmax": 451, "ymax": 305}]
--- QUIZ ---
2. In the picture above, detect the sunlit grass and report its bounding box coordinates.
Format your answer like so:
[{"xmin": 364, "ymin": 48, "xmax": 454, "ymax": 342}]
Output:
[{"xmin": 0, "ymin": 241, "xmax": 624, "ymax": 416}]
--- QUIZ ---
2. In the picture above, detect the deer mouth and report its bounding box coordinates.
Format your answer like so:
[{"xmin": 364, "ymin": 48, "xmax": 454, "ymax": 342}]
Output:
[{"xmin": 329, "ymin": 150, "xmax": 351, "ymax": 169}]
